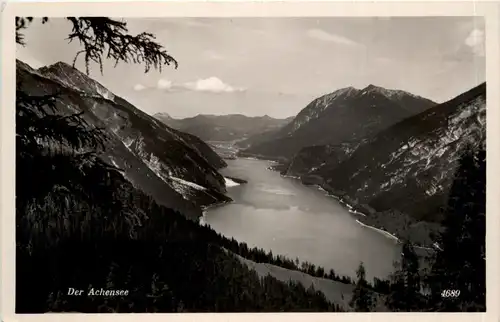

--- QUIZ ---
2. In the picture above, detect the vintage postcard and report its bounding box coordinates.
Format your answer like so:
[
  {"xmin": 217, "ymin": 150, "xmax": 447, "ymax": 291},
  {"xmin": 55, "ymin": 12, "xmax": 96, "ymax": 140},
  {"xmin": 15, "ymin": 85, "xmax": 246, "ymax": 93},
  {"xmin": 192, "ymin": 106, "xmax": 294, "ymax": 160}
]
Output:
[{"xmin": 1, "ymin": 1, "xmax": 499, "ymax": 321}]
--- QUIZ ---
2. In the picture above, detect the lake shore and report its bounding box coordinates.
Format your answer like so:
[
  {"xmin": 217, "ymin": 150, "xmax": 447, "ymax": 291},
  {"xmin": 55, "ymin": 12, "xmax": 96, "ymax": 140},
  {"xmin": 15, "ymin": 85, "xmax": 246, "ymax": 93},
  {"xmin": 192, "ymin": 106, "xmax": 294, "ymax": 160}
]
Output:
[
  {"xmin": 262, "ymin": 158, "xmax": 438, "ymax": 250},
  {"xmin": 355, "ymin": 220, "xmax": 399, "ymax": 242}
]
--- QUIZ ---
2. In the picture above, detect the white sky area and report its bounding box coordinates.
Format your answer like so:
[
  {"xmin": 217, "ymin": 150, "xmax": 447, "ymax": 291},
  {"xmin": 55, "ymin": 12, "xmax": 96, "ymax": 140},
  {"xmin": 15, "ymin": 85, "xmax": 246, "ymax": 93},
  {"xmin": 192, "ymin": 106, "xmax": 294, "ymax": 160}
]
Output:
[{"xmin": 17, "ymin": 17, "xmax": 485, "ymax": 118}]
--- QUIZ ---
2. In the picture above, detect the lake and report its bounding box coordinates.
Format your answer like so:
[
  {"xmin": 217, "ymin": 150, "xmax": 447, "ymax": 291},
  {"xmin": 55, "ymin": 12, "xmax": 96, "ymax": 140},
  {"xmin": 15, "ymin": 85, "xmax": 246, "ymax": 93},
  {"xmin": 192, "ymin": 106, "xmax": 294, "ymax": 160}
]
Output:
[{"xmin": 203, "ymin": 158, "xmax": 401, "ymax": 281}]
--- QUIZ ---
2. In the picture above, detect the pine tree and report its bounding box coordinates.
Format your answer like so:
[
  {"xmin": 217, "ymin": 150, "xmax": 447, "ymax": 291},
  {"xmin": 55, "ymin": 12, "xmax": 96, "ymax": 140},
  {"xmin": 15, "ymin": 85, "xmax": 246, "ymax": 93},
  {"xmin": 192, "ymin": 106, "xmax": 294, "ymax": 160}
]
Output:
[
  {"xmin": 427, "ymin": 144, "xmax": 486, "ymax": 311},
  {"xmin": 349, "ymin": 262, "xmax": 374, "ymax": 312},
  {"xmin": 386, "ymin": 241, "xmax": 422, "ymax": 311}
]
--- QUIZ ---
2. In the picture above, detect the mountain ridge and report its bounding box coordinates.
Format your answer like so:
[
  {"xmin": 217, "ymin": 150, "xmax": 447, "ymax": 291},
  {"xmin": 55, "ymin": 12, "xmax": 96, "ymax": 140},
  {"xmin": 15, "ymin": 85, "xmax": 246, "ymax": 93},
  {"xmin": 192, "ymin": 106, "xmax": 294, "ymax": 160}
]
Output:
[
  {"xmin": 155, "ymin": 112, "xmax": 293, "ymax": 143},
  {"xmin": 17, "ymin": 59, "xmax": 231, "ymax": 219},
  {"xmin": 239, "ymin": 84, "xmax": 437, "ymax": 159}
]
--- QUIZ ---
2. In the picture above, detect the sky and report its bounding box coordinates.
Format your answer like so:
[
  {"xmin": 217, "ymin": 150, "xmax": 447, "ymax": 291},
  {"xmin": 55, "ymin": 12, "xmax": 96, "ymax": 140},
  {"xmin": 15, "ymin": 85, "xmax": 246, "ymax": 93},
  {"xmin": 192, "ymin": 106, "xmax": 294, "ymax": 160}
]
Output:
[{"xmin": 17, "ymin": 17, "xmax": 485, "ymax": 118}]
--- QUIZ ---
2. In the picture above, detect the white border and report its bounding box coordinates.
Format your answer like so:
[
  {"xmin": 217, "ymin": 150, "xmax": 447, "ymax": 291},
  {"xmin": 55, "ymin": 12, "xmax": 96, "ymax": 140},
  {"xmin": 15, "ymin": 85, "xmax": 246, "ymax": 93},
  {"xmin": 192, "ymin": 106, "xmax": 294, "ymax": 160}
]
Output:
[{"xmin": 1, "ymin": 1, "xmax": 499, "ymax": 322}]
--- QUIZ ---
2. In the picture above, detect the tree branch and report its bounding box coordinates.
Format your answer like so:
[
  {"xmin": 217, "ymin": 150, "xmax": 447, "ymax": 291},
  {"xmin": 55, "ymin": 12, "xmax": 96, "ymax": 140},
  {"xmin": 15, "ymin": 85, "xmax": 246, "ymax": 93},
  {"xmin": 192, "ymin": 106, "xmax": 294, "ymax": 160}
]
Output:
[{"xmin": 65, "ymin": 17, "xmax": 178, "ymax": 75}]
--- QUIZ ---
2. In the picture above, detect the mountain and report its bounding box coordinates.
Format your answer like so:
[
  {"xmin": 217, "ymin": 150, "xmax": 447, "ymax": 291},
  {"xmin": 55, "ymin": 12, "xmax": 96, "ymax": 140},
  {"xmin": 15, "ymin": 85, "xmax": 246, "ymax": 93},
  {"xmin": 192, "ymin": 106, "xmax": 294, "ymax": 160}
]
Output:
[
  {"xmin": 285, "ymin": 83, "xmax": 486, "ymax": 246},
  {"xmin": 239, "ymin": 85, "xmax": 437, "ymax": 160},
  {"xmin": 18, "ymin": 60, "xmax": 231, "ymax": 220},
  {"xmin": 154, "ymin": 113, "xmax": 293, "ymax": 142}
]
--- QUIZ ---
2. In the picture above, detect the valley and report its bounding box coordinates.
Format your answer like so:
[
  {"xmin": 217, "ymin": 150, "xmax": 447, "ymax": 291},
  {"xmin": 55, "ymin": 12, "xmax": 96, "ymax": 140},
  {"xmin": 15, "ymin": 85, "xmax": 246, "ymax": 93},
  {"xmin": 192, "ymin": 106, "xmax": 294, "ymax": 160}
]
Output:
[
  {"xmin": 154, "ymin": 113, "xmax": 293, "ymax": 143},
  {"xmin": 14, "ymin": 16, "xmax": 487, "ymax": 313}
]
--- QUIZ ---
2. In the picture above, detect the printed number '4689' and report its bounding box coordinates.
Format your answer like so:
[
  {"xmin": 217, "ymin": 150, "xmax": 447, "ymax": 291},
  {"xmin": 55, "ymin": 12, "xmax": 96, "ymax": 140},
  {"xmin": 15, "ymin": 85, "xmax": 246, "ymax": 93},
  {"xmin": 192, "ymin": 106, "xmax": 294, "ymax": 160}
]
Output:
[{"xmin": 441, "ymin": 290, "xmax": 460, "ymax": 298}]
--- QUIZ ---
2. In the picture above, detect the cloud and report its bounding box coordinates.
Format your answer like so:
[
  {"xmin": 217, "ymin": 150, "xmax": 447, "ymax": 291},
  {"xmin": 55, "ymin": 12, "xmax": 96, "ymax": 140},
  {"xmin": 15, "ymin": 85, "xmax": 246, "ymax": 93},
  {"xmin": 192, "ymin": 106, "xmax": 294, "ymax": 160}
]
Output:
[
  {"xmin": 464, "ymin": 28, "xmax": 485, "ymax": 57},
  {"xmin": 183, "ymin": 77, "xmax": 245, "ymax": 93},
  {"xmin": 443, "ymin": 27, "xmax": 486, "ymax": 63},
  {"xmin": 138, "ymin": 77, "xmax": 245, "ymax": 94},
  {"xmin": 134, "ymin": 84, "xmax": 146, "ymax": 91},
  {"xmin": 157, "ymin": 78, "xmax": 173, "ymax": 90},
  {"xmin": 307, "ymin": 28, "xmax": 360, "ymax": 46}
]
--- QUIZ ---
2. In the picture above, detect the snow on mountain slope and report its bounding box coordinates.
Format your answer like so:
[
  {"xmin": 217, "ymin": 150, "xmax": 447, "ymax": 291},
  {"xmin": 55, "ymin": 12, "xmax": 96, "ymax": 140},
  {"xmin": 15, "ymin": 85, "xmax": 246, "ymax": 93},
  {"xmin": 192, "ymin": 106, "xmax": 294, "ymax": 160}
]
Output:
[
  {"xmin": 224, "ymin": 177, "xmax": 240, "ymax": 187},
  {"xmin": 171, "ymin": 177, "xmax": 208, "ymax": 191}
]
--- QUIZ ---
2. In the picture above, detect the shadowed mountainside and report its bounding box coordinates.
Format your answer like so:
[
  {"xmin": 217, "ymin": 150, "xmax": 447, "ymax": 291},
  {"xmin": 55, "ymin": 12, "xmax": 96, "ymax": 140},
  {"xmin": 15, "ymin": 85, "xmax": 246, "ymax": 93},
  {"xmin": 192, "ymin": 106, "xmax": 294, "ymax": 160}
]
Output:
[{"xmin": 240, "ymin": 85, "xmax": 436, "ymax": 159}]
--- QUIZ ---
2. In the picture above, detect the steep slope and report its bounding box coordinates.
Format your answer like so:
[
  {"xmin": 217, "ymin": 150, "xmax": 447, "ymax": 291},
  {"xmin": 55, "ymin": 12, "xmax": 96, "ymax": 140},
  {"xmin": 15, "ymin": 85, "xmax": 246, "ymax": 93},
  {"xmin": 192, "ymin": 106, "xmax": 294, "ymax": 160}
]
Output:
[
  {"xmin": 241, "ymin": 85, "xmax": 436, "ymax": 160},
  {"xmin": 171, "ymin": 128, "xmax": 228, "ymax": 169},
  {"xmin": 155, "ymin": 113, "xmax": 293, "ymax": 142},
  {"xmin": 154, "ymin": 113, "xmax": 237, "ymax": 164},
  {"xmin": 18, "ymin": 60, "xmax": 231, "ymax": 218},
  {"xmin": 301, "ymin": 83, "xmax": 486, "ymax": 245},
  {"xmin": 234, "ymin": 127, "xmax": 283, "ymax": 151},
  {"xmin": 283, "ymin": 143, "xmax": 360, "ymax": 179}
]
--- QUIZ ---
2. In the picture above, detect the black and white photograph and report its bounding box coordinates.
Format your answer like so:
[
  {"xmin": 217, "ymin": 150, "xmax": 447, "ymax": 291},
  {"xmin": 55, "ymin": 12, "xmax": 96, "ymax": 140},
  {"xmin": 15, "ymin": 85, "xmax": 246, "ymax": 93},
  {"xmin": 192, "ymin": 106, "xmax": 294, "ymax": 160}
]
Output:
[{"xmin": 6, "ymin": 3, "xmax": 493, "ymax": 315}]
